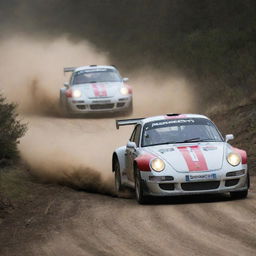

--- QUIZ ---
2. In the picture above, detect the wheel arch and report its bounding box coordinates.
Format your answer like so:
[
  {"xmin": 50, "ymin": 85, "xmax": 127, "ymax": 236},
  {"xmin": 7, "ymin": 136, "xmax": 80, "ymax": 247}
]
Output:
[{"xmin": 112, "ymin": 146, "xmax": 126, "ymax": 173}]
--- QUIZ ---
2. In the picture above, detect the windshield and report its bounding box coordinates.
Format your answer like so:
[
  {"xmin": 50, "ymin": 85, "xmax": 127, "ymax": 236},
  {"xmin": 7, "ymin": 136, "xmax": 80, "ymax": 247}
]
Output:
[
  {"xmin": 72, "ymin": 68, "xmax": 122, "ymax": 84},
  {"xmin": 142, "ymin": 118, "xmax": 223, "ymax": 147}
]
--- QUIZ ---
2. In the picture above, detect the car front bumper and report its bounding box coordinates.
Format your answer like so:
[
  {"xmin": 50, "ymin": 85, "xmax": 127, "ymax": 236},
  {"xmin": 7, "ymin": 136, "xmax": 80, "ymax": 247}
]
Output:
[
  {"xmin": 140, "ymin": 170, "xmax": 248, "ymax": 196},
  {"xmin": 66, "ymin": 96, "xmax": 132, "ymax": 114}
]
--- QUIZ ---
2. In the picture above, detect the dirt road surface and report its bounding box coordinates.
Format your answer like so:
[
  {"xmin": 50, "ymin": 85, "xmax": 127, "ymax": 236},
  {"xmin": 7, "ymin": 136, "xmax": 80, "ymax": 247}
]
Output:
[{"xmin": 1, "ymin": 116, "xmax": 256, "ymax": 256}]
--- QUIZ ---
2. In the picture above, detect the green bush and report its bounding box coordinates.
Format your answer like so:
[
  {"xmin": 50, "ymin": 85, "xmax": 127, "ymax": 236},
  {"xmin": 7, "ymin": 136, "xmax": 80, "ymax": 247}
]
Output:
[{"xmin": 0, "ymin": 94, "xmax": 27, "ymax": 164}]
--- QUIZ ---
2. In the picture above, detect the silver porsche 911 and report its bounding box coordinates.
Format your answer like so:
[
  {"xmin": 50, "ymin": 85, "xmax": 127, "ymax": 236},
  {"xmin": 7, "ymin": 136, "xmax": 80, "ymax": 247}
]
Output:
[{"xmin": 59, "ymin": 65, "xmax": 133, "ymax": 115}]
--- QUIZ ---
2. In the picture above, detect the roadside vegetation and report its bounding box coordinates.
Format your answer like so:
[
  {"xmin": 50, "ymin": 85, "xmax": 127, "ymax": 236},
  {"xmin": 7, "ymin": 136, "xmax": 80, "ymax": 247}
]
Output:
[
  {"xmin": 0, "ymin": 94, "xmax": 27, "ymax": 165},
  {"xmin": 0, "ymin": 94, "xmax": 27, "ymax": 212}
]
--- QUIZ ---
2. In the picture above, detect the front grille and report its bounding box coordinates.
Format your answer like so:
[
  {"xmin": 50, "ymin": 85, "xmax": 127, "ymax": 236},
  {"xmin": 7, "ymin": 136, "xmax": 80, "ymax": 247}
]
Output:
[
  {"xmin": 90, "ymin": 104, "xmax": 114, "ymax": 110},
  {"xmin": 92, "ymin": 100, "xmax": 111, "ymax": 104},
  {"xmin": 76, "ymin": 105, "xmax": 86, "ymax": 110},
  {"xmin": 225, "ymin": 179, "xmax": 239, "ymax": 187},
  {"xmin": 117, "ymin": 102, "xmax": 125, "ymax": 108},
  {"xmin": 181, "ymin": 181, "xmax": 220, "ymax": 191},
  {"xmin": 159, "ymin": 183, "xmax": 175, "ymax": 191}
]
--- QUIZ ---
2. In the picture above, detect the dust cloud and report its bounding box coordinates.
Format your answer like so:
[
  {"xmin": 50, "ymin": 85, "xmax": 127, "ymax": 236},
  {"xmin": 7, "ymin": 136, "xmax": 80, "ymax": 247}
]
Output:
[
  {"xmin": 0, "ymin": 35, "xmax": 108, "ymax": 115},
  {"xmin": 0, "ymin": 35, "xmax": 196, "ymax": 194}
]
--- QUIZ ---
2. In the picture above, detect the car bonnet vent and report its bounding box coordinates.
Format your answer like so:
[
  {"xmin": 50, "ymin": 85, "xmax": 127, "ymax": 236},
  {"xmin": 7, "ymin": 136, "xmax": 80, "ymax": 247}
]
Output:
[{"xmin": 166, "ymin": 113, "xmax": 180, "ymax": 116}]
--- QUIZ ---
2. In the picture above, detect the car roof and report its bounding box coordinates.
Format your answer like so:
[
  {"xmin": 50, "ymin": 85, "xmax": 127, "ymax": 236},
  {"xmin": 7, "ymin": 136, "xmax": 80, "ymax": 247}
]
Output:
[
  {"xmin": 74, "ymin": 65, "xmax": 116, "ymax": 72},
  {"xmin": 139, "ymin": 114, "xmax": 210, "ymax": 125}
]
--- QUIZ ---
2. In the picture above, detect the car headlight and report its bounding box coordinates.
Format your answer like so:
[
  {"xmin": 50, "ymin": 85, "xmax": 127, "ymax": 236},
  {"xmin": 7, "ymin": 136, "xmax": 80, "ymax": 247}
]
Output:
[
  {"xmin": 227, "ymin": 152, "xmax": 241, "ymax": 166},
  {"xmin": 150, "ymin": 158, "xmax": 165, "ymax": 172},
  {"xmin": 73, "ymin": 89, "xmax": 82, "ymax": 98},
  {"xmin": 120, "ymin": 87, "xmax": 129, "ymax": 95}
]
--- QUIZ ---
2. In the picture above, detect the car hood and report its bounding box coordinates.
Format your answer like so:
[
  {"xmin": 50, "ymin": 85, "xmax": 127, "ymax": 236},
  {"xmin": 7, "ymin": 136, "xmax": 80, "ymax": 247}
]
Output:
[
  {"xmin": 72, "ymin": 82, "xmax": 123, "ymax": 98},
  {"xmin": 143, "ymin": 142, "xmax": 224, "ymax": 173}
]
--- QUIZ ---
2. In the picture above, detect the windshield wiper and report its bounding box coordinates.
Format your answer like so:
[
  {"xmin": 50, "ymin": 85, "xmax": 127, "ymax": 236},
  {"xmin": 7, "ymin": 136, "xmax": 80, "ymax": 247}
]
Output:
[
  {"xmin": 182, "ymin": 137, "xmax": 201, "ymax": 143},
  {"xmin": 143, "ymin": 141, "xmax": 177, "ymax": 147},
  {"xmin": 179, "ymin": 138, "xmax": 217, "ymax": 143}
]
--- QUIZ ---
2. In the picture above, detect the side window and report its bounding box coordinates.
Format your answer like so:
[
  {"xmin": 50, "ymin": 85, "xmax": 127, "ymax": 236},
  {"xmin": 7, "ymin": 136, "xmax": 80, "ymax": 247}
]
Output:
[
  {"xmin": 70, "ymin": 72, "xmax": 75, "ymax": 85},
  {"xmin": 130, "ymin": 127, "xmax": 137, "ymax": 142},
  {"xmin": 134, "ymin": 125, "xmax": 142, "ymax": 146}
]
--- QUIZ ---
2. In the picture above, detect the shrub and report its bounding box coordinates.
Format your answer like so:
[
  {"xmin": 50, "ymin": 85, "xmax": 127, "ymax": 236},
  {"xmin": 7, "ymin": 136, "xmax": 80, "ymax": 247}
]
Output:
[{"xmin": 0, "ymin": 94, "xmax": 27, "ymax": 164}]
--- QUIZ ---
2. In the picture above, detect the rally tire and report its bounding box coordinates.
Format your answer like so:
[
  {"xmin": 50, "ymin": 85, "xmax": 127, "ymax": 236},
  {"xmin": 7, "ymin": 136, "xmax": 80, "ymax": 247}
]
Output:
[
  {"xmin": 60, "ymin": 97, "xmax": 72, "ymax": 117},
  {"xmin": 114, "ymin": 160, "xmax": 124, "ymax": 196},
  {"xmin": 124, "ymin": 100, "xmax": 133, "ymax": 116},
  {"xmin": 135, "ymin": 168, "xmax": 148, "ymax": 204},
  {"xmin": 230, "ymin": 173, "xmax": 249, "ymax": 199}
]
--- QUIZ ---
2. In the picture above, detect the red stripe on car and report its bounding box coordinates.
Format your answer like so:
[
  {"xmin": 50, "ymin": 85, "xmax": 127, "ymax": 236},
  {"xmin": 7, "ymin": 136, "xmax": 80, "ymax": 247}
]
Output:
[
  {"xmin": 92, "ymin": 84, "xmax": 100, "ymax": 96},
  {"xmin": 135, "ymin": 154, "xmax": 156, "ymax": 171},
  {"xmin": 178, "ymin": 146, "xmax": 208, "ymax": 171},
  {"xmin": 92, "ymin": 84, "xmax": 107, "ymax": 97},
  {"xmin": 99, "ymin": 84, "xmax": 107, "ymax": 97},
  {"xmin": 126, "ymin": 84, "xmax": 133, "ymax": 94}
]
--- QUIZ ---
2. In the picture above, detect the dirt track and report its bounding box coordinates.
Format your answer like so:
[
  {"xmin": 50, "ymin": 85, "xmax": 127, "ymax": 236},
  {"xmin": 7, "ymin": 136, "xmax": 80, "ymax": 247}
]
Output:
[
  {"xmin": 1, "ymin": 116, "xmax": 256, "ymax": 256},
  {"xmin": 0, "ymin": 175, "xmax": 255, "ymax": 256}
]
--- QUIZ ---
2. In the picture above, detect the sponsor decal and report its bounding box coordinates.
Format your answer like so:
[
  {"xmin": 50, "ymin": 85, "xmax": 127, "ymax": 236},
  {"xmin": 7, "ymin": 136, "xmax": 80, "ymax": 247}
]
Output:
[
  {"xmin": 151, "ymin": 119, "xmax": 195, "ymax": 128},
  {"xmin": 76, "ymin": 68, "xmax": 108, "ymax": 74},
  {"xmin": 203, "ymin": 146, "xmax": 217, "ymax": 151},
  {"xmin": 185, "ymin": 173, "xmax": 217, "ymax": 182},
  {"xmin": 178, "ymin": 146, "xmax": 208, "ymax": 171},
  {"xmin": 159, "ymin": 148, "xmax": 175, "ymax": 154}
]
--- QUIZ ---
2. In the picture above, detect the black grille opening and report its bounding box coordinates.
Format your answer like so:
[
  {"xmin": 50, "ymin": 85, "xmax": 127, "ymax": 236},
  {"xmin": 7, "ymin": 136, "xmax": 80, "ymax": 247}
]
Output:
[
  {"xmin": 90, "ymin": 103, "xmax": 114, "ymax": 110},
  {"xmin": 225, "ymin": 179, "xmax": 239, "ymax": 187},
  {"xmin": 181, "ymin": 181, "xmax": 220, "ymax": 191},
  {"xmin": 117, "ymin": 102, "xmax": 125, "ymax": 108},
  {"xmin": 76, "ymin": 105, "xmax": 86, "ymax": 110},
  {"xmin": 159, "ymin": 183, "xmax": 175, "ymax": 191}
]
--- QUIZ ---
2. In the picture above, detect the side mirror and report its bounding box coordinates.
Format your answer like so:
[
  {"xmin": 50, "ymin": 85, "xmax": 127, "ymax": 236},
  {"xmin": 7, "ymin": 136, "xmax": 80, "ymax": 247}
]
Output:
[
  {"xmin": 127, "ymin": 141, "xmax": 136, "ymax": 149},
  {"xmin": 225, "ymin": 134, "xmax": 234, "ymax": 142},
  {"xmin": 64, "ymin": 82, "xmax": 69, "ymax": 88},
  {"xmin": 123, "ymin": 77, "xmax": 129, "ymax": 82}
]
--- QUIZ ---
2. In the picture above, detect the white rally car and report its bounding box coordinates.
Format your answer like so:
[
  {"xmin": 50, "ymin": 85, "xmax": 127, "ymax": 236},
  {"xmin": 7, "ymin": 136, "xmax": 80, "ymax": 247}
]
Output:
[
  {"xmin": 60, "ymin": 65, "xmax": 133, "ymax": 115},
  {"xmin": 112, "ymin": 114, "xmax": 249, "ymax": 204}
]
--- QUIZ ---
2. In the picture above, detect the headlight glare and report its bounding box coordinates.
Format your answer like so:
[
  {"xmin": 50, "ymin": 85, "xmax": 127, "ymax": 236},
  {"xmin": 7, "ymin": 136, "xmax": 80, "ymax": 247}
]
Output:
[
  {"xmin": 73, "ymin": 89, "xmax": 82, "ymax": 98},
  {"xmin": 120, "ymin": 87, "xmax": 129, "ymax": 95},
  {"xmin": 150, "ymin": 158, "xmax": 165, "ymax": 172},
  {"xmin": 227, "ymin": 152, "xmax": 241, "ymax": 166}
]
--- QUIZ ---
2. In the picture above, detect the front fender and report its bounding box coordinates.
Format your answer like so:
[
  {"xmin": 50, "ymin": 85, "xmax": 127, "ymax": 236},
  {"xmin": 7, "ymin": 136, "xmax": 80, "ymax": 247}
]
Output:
[
  {"xmin": 112, "ymin": 146, "xmax": 126, "ymax": 174},
  {"xmin": 134, "ymin": 154, "xmax": 156, "ymax": 172}
]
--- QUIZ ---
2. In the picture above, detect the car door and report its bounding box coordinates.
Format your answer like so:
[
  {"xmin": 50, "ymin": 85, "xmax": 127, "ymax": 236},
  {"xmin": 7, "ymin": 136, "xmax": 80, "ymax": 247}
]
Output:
[{"xmin": 125, "ymin": 124, "xmax": 142, "ymax": 181}]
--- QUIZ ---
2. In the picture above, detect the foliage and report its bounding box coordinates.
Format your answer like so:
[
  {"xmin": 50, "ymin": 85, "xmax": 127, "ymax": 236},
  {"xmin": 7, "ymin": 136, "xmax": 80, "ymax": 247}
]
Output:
[{"xmin": 0, "ymin": 94, "xmax": 27, "ymax": 163}]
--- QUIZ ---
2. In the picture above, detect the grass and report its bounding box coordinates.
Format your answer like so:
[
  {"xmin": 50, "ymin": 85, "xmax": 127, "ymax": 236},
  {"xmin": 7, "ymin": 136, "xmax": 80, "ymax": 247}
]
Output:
[{"xmin": 0, "ymin": 166, "xmax": 30, "ymax": 202}]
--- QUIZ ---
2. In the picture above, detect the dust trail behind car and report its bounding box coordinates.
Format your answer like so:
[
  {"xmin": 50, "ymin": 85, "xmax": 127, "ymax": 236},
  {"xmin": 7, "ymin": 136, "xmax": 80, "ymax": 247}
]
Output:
[{"xmin": 0, "ymin": 35, "xmax": 196, "ymax": 193}]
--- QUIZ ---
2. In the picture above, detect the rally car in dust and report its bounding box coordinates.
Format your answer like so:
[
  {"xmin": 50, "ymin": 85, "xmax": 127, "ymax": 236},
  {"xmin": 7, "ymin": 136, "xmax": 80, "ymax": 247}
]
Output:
[
  {"xmin": 112, "ymin": 114, "xmax": 249, "ymax": 204},
  {"xmin": 59, "ymin": 65, "xmax": 133, "ymax": 115}
]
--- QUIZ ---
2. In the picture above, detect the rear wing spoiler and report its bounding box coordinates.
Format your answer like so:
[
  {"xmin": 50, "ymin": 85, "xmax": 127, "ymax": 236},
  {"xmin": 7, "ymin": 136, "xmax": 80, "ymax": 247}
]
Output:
[
  {"xmin": 116, "ymin": 118, "xmax": 144, "ymax": 129},
  {"xmin": 64, "ymin": 67, "xmax": 77, "ymax": 74}
]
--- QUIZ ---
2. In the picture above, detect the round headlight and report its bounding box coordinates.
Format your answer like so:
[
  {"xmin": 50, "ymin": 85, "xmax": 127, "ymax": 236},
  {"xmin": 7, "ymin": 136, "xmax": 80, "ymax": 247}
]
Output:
[
  {"xmin": 151, "ymin": 158, "xmax": 165, "ymax": 172},
  {"xmin": 73, "ymin": 89, "xmax": 82, "ymax": 98},
  {"xmin": 227, "ymin": 152, "xmax": 241, "ymax": 166},
  {"xmin": 120, "ymin": 87, "xmax": 129, "ymax": 95}
]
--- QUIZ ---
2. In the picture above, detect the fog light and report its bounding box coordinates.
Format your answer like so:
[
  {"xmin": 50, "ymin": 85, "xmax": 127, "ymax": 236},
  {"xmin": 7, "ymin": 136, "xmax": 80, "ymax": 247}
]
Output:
[
  {"xmin": 226, "ymin": 170, "xmax": 245, "ymax": 177},
  {"xmin": 149, "ymin": 176, "xmax": 174, "ymax": 182}
]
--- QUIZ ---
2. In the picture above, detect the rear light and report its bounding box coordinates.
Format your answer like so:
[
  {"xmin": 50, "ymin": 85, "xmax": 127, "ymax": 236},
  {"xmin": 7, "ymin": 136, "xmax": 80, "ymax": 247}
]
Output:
[{"xmin": 65, "ymin": 89, "xmax": 72, "ymax": 97}]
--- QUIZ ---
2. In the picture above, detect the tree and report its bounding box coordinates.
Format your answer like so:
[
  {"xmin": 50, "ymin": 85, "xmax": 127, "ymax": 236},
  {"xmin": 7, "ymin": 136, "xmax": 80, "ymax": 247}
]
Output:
[{"xmin": 0, "ymin": 94, "xmax": 27, "ymax": 165}]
